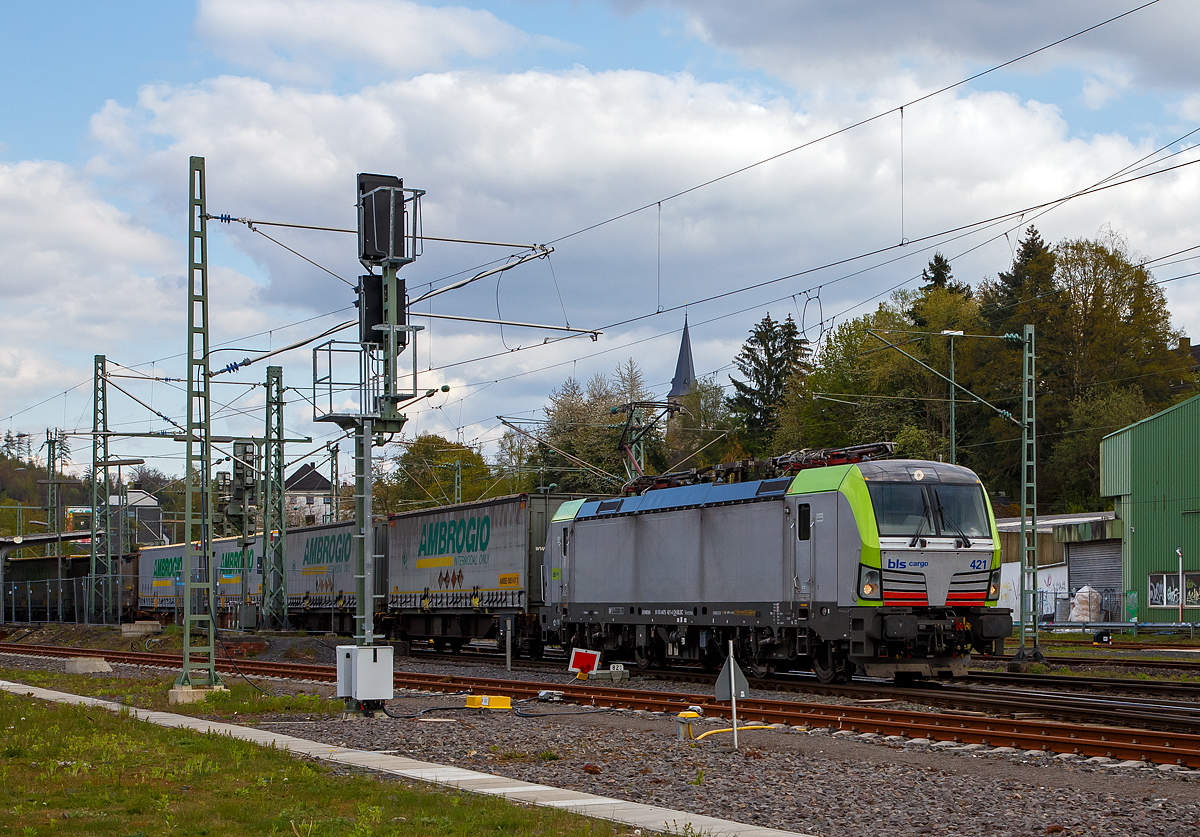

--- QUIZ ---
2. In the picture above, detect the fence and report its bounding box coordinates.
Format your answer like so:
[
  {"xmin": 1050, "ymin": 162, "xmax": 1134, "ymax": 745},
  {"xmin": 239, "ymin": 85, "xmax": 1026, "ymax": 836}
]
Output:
[{"xmin": 1, "ymin": 577, "xmax": 120, "ymax": 625}]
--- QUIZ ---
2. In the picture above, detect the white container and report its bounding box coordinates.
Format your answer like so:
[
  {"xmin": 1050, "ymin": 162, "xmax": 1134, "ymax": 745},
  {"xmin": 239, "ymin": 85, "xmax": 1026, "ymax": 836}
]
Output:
[{"xmin": 336, "ymin": 645, "xmax": 394, "ymax": 701}]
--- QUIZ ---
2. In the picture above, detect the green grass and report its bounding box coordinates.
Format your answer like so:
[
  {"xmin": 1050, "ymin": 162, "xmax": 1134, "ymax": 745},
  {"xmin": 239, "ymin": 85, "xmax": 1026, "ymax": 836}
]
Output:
[
  {"xmin": 0, "ymin": 668, "xmax": 342, "ymax": 720},
  {"xmin": 0, "ymin": 688, "xmax": 633, "ymax": 837}
]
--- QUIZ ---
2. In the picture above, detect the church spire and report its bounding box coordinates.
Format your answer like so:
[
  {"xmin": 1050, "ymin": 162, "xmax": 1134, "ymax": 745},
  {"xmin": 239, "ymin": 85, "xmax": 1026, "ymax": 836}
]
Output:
[{"xmin": 668, "ymin": 316, "xmax": 695, "ymax": 399}]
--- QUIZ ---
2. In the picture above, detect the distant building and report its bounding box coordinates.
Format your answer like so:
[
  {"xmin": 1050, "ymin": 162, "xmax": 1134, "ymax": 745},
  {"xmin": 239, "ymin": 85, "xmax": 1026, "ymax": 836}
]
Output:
[
  {"xmin": 285, "ymin": 462, "xmax": 334, "ymax": 527},
  {"xmin": 1102, "ymin": 392, "xmax": 1200, "ymax": 621},
  {"xmin": 62, "ymin": 489, "xmax": 165, "ymax": 553},
  {"xmin": 1172, "ymin": 337, "xmax": 1200, "ymax": 393}
]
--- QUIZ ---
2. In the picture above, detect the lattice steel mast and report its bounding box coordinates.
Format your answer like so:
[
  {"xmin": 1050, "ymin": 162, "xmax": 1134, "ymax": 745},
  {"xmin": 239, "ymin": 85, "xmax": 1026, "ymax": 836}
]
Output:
[
  {"xmin": 261, "ymin": 365, "xmax": 287, "ymax": 629},
  {"xmin": 89, "ymin": 355, "xmax": 112, "ymax": 624},
  {"xmin": 1014, "ymin": 324, "xmax": 1045, "ymax": 662},
  {"xmin": 175, "ymin": 156, "xmax": 223, "ymax": 690}
]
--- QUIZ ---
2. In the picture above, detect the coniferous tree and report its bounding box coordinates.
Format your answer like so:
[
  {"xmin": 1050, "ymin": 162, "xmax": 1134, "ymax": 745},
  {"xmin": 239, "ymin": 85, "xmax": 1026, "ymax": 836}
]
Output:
[{"xmin": 727, "ymin": 313, "xmax": 810, "ymax": 454}]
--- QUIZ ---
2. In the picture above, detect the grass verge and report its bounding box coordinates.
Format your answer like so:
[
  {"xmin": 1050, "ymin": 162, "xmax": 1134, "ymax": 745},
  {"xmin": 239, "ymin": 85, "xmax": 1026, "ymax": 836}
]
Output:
[
  {"xmin": 0, "ymin": 668, "xmax": 341, "ymax": 720},
  {"xmin": 0, "ymin": 687, "xmax": 633, "ymax": 836}
]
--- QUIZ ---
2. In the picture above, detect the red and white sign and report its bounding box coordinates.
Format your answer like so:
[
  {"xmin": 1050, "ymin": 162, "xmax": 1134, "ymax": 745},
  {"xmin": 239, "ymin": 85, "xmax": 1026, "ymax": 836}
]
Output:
[{"xmin": 568, "ymin": 648, "xmax": 601, "ymax": 674}]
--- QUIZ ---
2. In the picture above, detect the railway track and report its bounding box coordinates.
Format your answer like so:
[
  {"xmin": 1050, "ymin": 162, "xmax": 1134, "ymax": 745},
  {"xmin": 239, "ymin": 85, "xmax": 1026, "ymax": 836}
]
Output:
[
  {"xmin": 387, "ymin": 645, "xmax": 1200, "ymax": 732},
  {"xmin": 982, "ymin": 652, "xmax": 1200, "ymax": 671},
  {"xmin": 6, "ymin": 641, "xmax": 1200, "ymax": 767}
]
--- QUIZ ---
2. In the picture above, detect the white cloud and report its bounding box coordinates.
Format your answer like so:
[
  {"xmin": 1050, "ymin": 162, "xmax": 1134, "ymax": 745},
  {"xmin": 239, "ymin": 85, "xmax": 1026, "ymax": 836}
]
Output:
[
  {"xmin": 638, "ymin": 1, "xmax": 1200, "ymax": 94},
  {"xmin": 1172, "ymin": 94, "xmax": 1200, "ymax": 123},
  {"xmin": 10, "ymin": 0, "xmax": 1200, "ymax": 459},
  {"xmin": 195, "ymin": 0, "xmax": 554, "ymax": 82},
  {"xmin": 1081, "ymin": 68, "xmax": 1132, "ymax": 110},
  {"xmin": 76, "ymin": 65, "xmax": 1200, "ymax": 437}
]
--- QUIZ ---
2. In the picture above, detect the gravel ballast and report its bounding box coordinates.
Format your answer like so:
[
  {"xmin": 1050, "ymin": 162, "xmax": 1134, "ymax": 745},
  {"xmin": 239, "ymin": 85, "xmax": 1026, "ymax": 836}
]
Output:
[{"xmin": 6, "ymin": 647, "xmax": 1200, "ymax": 836}]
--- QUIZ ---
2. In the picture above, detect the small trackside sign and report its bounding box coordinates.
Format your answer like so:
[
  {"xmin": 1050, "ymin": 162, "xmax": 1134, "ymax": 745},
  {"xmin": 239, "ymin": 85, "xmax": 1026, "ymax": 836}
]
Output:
[{"xmin": 568, "ymin": 648, "xmax": 601, "ymax": 674}]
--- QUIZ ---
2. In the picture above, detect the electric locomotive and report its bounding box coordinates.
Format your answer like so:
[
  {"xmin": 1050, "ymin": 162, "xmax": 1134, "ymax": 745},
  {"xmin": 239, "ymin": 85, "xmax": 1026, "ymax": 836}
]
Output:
[{"xmin": 541, "ymin": 458, "xmax": 1011, "ymax": 682}]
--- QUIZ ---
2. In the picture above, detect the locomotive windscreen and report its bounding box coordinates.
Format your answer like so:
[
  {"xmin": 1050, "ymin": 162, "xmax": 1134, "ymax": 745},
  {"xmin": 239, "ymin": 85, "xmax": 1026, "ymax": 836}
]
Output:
[{"xmin": 868, "ymin": 482, "xmax": 989, "ymax": 538}]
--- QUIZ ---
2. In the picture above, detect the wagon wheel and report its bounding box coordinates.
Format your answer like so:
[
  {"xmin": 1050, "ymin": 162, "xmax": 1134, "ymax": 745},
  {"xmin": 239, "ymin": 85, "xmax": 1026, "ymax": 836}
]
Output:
[{"xmin": 634, "ymin": 646, "xmax": 653, "ymax": 670}]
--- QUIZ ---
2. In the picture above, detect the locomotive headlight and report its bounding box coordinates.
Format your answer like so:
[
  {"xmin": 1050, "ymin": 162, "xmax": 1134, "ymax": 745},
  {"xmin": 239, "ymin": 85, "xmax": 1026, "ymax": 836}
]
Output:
[
  {"xmin": 858, "ymin": 565, "xmax": 882, "ymax": 600},
  {"xmin": 987, "ymin": 569, "xmax": 1001, "ymax": 600}
]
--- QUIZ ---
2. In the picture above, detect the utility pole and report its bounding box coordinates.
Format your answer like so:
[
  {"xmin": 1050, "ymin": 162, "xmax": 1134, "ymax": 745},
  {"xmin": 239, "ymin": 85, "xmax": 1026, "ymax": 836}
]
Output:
[
  {"xmin": 940, "ymin": 330, "xmax": 963, "ymax": 465},
  {"xmin": 44, "ymin": 430, "xmax": 59, "ymax": 558},
  {"xmin": 45, "ymin": 430, "xmax": 61, "ymax": 620},
  {"xmin": 90, "ymin": 356, "xmax": 112, "ymax": 624},
  {"xmin": 454, "ymin": 458, "xmax": 462, "ymax": 505},
  {"xmin": 261, "ymin": 366, "xmax": 287, "ymax": 630},
  {"xmin": 329, "ymin": 442, "xmax": 339, "ymax": 522},
  {"xmin": 173, "ymin": 156, "xmax": 224, "ymax": 696},
  {"xmin": 315, "ymin": 174, "xmax": 424, "ymax": 652}
]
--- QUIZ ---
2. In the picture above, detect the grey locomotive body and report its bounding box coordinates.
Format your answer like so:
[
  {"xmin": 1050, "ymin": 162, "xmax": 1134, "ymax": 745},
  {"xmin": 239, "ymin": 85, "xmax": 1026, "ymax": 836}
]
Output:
[{"xmin": 541, "ymin": 459, "xmax": 1011, "ymax": 681}]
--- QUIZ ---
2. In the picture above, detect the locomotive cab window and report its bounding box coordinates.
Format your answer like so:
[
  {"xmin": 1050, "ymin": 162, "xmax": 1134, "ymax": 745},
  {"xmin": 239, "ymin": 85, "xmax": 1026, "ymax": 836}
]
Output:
[
  {"xmin": 797, "ymin": 504, "xmax": 810, "ymax": 541},
  {"xmin": 867, "ymin": 482, "xmax": 989, "ymax": 539},
  {"xmin": 562, "ymin": 527, "xmax": 569, "ymax": 557}
]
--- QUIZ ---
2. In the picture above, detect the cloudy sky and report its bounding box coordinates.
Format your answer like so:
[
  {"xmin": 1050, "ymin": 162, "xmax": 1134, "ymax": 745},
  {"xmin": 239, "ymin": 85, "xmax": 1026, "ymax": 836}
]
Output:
[{"xmin": 3, "ymin": 0, "xmax": 1199, "ymax": 482}]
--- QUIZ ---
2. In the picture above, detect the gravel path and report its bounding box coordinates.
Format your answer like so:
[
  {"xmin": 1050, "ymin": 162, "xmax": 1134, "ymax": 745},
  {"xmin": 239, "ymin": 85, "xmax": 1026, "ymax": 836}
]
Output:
[{"xmin": 254, "ymin": 689, "xmax": 1200, "ymax": 837}]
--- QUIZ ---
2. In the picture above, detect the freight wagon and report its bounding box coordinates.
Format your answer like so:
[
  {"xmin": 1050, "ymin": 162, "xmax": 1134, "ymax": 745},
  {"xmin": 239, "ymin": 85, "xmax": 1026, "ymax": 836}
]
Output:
[{"xmin": 382, "ymin": 493, "xmax": 588, "ymax": 656}]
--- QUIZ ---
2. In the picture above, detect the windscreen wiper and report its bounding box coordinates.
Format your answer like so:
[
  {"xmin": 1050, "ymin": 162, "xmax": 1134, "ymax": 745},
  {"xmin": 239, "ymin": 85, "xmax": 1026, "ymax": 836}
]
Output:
[
  {"xmin": 934, "ymin": 488, "xmax": 972, "ymax": 547},
  {"xmin": 908, "ymin": 492, "xmax": 932, "ymax": 547}
]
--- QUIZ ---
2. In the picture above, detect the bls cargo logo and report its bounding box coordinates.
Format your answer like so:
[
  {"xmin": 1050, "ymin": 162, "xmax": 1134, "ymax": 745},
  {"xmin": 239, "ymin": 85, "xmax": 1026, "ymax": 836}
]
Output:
[{"xmin": 886, "ymin": 559, "xmax": 930, "ymax": 569}]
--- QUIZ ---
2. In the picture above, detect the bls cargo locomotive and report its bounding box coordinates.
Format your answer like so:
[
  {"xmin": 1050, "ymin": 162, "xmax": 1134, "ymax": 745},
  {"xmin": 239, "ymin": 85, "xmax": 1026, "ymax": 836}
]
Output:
[{"xmin": 541, "ymin": 459, "xmax": 1011, "ymax": 682}]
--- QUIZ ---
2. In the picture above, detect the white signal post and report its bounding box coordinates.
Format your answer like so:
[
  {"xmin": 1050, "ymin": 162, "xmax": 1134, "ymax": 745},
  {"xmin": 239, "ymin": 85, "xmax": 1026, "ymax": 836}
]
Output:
[
  {"xmin": 729, "ymin": 639, "xmax": 738, "ymax": 749},
  {"xmin": 1179, "ymin": 547, "xmax": 1184, "ymax": 624}
]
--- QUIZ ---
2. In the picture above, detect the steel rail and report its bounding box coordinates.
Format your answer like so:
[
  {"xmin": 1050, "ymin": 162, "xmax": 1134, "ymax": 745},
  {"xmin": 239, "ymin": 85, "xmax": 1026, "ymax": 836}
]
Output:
[
  {"xmin": 4, "ymin": 642, "xmax": 1200, "ymax": 766},
  {"xmin": 983, "ymin": 653, "xmax": 1200, "ymax": 671}
]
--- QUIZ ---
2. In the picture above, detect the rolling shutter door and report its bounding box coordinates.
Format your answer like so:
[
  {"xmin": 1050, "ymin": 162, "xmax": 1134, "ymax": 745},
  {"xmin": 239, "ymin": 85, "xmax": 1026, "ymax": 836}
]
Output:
[{"xmin": 1067, "ymin": 540, "xmax": 1122, "ymax": 592}]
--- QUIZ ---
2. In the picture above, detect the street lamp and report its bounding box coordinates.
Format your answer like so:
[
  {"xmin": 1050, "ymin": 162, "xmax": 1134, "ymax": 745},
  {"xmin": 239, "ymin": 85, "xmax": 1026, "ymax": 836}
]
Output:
[{"xmin": 940, "ymin": 330, "xmax": 964, "ymax": 465}]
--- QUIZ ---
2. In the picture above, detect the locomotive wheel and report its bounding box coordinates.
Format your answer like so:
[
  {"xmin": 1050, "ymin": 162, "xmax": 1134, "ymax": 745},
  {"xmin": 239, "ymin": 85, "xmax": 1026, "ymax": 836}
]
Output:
[
  {"xmin": 811, "ymin": 644, "xmax": 851, "ymax": 684},
  {"xmin": 811, "ymin": 652, "xmax": 836, "ymax": 684},
  {"xmin": 634, "ymin": 646, "xmax": 652, "ymax": 670}
]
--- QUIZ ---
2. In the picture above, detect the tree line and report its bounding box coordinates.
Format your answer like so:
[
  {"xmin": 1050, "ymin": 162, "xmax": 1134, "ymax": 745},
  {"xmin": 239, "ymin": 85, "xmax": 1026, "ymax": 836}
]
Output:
[
  {"xmin": 6, "ymin": 228, "xmax": 1187, "ymax": 521},
  {"xmin": 376, "ymin": 227, "xmax": 1188, "ymax": 515}
]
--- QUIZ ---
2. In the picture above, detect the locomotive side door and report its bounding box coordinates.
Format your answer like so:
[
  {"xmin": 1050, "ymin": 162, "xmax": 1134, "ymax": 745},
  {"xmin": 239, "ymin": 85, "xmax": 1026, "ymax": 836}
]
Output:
[
  {"xmin": 790, "ymin": 498, "xmax": 812, "ymax": 601},
  {"xmin": 803, "ymin": 492, "xmax": 840, "ymax": 607},
  {"xmin": 553, "ymin": 521, "xmax": 571, "ymax": 608}
]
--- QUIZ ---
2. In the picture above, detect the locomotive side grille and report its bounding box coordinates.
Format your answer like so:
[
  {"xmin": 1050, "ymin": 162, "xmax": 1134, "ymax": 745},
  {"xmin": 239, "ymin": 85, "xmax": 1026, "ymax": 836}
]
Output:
[
  {"xmin": 882, "ymin": 567, "xmax": 928, "ymax": 606},
  {"xmin": 946, "ymin": 569, "xmax": 992, "ymax": 605}
]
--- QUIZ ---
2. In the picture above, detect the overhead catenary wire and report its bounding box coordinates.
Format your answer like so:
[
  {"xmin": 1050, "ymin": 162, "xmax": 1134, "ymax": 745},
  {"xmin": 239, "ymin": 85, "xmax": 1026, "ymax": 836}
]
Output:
[
  {"xmin": 541, "ymin": 0, "xmax": 1165, "ymax": 247},
  {"xmin": 209, "ymin": 320, "xmax": 356, "ymax": 377},
  {"xmin": 409, "ymin": 154, "xmax": 1200, "ymax": 388},
  {"xmin": 3, "ymin": 4, "xmax": 1186, "ymax": 452}
]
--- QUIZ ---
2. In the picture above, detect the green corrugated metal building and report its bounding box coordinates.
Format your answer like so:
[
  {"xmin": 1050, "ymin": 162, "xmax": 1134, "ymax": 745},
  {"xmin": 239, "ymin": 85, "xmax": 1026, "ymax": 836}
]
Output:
[{"xmin": 1101, "ymin": 393, "xmax": 1200, "ymax": 620}]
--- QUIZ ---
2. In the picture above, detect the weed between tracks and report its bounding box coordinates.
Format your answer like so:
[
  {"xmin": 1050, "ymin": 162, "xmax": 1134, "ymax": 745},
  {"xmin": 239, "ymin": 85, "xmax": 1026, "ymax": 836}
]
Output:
[{"xmin": 0, "ymin": 689, "xmax": 632, "ymax": 837}]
